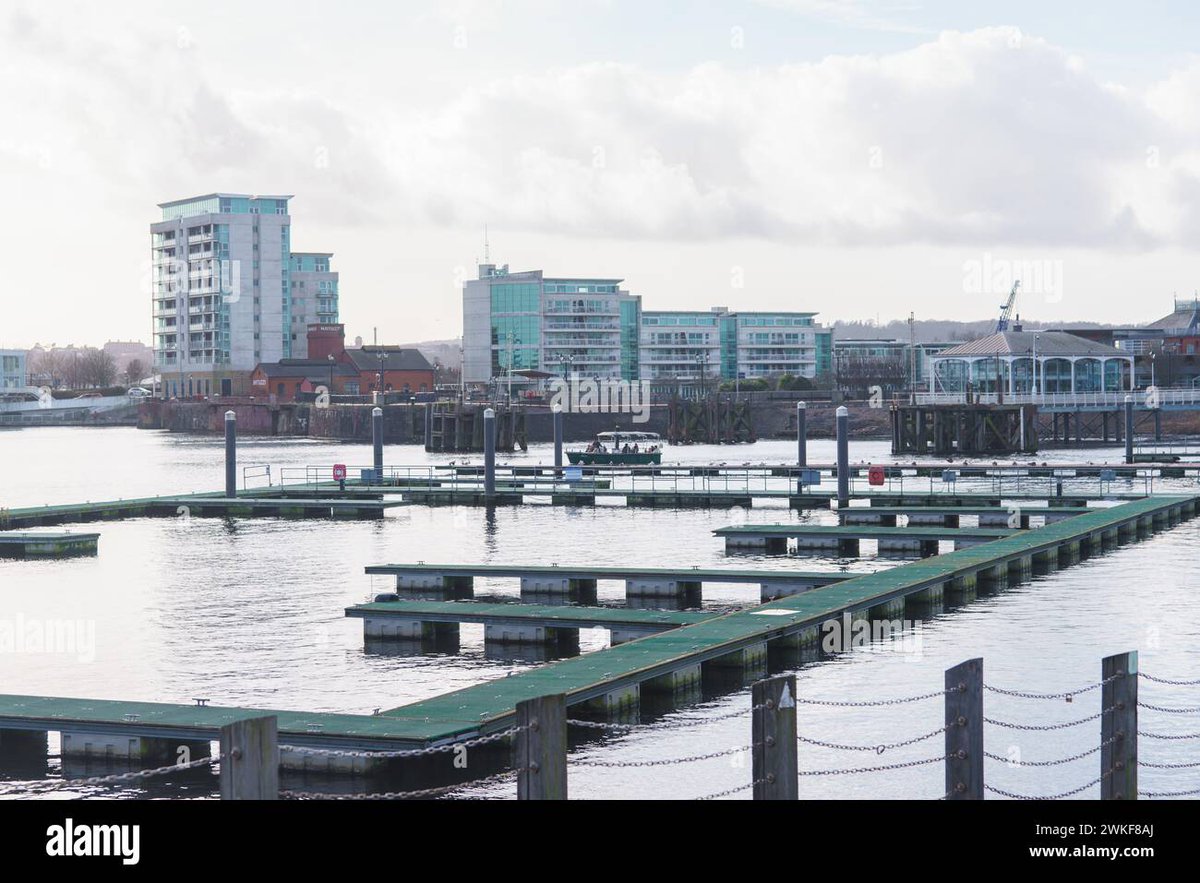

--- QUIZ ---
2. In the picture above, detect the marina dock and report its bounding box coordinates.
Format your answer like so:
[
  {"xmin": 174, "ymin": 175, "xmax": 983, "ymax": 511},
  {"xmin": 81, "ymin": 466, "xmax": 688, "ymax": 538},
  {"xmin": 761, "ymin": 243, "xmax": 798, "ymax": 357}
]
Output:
[
  {"xmin": 1, "ymin": 493, "xmax": 1192, "ymax": 760},
  {"xmin": 0, "ymin": 532, "xmax": 99, "ymax": 559},
  {"xmin": 713, "ymin": 523, "xmax": 1016, "ymax": 555},
  {"xmin": 365, "ymin": 562, "xmax": 852, "ymax": 602}
]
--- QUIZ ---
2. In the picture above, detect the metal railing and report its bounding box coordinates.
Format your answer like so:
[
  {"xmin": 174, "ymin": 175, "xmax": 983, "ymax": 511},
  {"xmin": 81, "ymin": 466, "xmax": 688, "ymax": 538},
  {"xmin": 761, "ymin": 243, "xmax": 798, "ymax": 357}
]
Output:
[{"xmin": 916, "ymin": 389, "xmax": 1200, "ymax": 407}]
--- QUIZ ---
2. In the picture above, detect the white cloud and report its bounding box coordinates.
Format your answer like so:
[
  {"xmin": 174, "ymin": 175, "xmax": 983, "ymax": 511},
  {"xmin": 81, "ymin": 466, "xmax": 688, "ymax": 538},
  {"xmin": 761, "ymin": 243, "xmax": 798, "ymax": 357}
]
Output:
[{"xmin": 3, "ymin": 10, "xmax": 1196, "ymax": 250}]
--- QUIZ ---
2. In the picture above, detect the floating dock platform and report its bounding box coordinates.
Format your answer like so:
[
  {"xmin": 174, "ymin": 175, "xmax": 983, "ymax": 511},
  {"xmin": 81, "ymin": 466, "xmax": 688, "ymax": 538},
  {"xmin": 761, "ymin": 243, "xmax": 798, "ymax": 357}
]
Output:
[{"xmin": 0, "ymin": 532, "xmax": 99, "ymax": 559}]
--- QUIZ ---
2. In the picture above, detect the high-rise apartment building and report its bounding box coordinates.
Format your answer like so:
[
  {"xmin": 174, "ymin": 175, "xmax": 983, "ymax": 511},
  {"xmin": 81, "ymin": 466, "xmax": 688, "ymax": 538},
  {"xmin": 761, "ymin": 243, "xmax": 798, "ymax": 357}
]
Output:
[
  {"xmin": 288, "ymin": 253, "xmax": 340, "ymax": 359},
  {"xmin": 151, "ymin": 193, "xmax": 338, "ymax": 398}
]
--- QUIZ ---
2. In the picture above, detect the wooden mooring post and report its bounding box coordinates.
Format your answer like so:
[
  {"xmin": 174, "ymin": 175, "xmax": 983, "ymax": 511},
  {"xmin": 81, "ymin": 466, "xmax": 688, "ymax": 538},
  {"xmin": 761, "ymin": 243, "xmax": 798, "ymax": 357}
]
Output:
[
  {"xmin": 515, "ymin": 693, "xmax": 567, "ymax": 799},
  {"xmin": 1101, "ymin": 650, "xmax": 1138, "ymax": 800},
  {"xmin": 752, "ymin": 675, "xmax": 798, "ymax": 799},
  {"xmin": 944, "ymin": 657, "xmax": 983, "ymax": 799},
  {"xmin": 219, "ymin": 715, "xmax": 279, "ymax": 800}
]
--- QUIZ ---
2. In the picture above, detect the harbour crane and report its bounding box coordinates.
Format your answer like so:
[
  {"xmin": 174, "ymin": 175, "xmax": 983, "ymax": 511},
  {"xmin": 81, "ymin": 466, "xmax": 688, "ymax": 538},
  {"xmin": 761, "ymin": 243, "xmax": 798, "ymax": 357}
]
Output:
[{"xmin": 995, "ymin": 280, "xmax": 1020, "ymax": 332}]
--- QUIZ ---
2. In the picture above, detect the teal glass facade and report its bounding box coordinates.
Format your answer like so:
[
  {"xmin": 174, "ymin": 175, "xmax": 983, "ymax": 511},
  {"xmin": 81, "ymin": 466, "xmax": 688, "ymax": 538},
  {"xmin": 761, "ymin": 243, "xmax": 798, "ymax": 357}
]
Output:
[
  {"xmin": 490, "ymin": 281, "xmax": 542, "ymax": 376},
  {"xmin": 620, "ymin": 299, "xmax": 640, "ymax": 380}
]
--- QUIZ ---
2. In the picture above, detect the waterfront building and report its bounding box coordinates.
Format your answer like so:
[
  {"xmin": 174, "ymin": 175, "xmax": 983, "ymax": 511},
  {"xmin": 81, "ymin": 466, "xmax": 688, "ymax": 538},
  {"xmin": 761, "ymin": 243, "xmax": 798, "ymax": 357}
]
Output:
[
  {"xmin": 250, "ymin": 325, "xmax": 433, "ymax": 402},
  {"xmin": 288, "ymin": 253, "xmax": 340, "ymax": 358},
  {"xmin": 463, "ymin": 263, "xmax": 640, "ymax": 394},
  {"xmin": 151, "ymin": 194, "xmax": 338, "ymax": 398},
  {"xmin": 0, "ymin": 350, "xmax": 26, "ymax": 391},
  {"xmin": 462, "ymin": 263, "xmax": 831, "ymax": 390},
  {"xmin": 929, "ymin": 330, "xmax": 1134, "ymax": 396}
]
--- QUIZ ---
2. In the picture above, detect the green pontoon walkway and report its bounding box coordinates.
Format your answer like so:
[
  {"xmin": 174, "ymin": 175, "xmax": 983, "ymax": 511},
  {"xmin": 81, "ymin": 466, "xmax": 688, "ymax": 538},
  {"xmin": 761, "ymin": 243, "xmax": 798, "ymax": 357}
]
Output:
[
  {"xmin": 0, "ymin": 495, "xmax": 1192, "ymax": 752},
  {"xmin": 347, "ymin": 599, "xmax": 717, "ymax": 637}
]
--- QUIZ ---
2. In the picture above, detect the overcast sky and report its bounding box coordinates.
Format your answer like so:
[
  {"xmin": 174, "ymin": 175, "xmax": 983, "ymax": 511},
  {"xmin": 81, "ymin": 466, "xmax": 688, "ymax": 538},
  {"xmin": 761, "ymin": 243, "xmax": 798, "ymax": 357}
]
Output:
[{"xmin": 3, "ymin": 0, "xmax": 1200, "ymax": 350}]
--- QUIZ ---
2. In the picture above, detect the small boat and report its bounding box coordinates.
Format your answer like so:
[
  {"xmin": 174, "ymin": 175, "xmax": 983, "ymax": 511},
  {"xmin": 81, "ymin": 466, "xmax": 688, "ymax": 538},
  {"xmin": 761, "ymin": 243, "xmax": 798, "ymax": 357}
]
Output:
[{"xmin": 567, "ymin": 431, "xmax": 664, "ymax": 465}]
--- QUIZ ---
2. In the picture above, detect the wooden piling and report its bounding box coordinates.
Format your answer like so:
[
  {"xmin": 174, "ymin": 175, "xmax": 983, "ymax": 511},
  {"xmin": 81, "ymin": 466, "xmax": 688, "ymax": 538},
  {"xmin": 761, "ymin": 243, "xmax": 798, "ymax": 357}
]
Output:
[
  {"xmin": 1101, "ymin": 651, "xmax": 1137, "ymax": 800},
  {"xmin": 752, "ymin": 675, "xmax": 799, "ymax": 800},
  {"xmin": 945, "ymin": 658, "xmax": 983, "ymax": 800},
  {"xmin": 516, "ymin": 693, "xmax": 567, "ymax": 800},
  {"xmin": 219, "ymin": 715, "xmax": 279, "ymax": 800}
]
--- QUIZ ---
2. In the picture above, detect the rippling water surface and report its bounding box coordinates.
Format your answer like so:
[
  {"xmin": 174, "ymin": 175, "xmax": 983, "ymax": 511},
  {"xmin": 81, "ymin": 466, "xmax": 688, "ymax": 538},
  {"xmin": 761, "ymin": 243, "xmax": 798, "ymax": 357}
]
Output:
[{"xmin": 1, "ymin": 427, "xmax": 1197, "ymax": 799}]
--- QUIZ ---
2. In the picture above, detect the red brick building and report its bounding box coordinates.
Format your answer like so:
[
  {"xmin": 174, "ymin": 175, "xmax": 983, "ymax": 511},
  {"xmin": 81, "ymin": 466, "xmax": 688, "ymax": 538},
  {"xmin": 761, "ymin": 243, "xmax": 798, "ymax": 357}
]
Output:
[{"xmin": 251, "ymin": 325, "xmax": 435, "ymax": 402}]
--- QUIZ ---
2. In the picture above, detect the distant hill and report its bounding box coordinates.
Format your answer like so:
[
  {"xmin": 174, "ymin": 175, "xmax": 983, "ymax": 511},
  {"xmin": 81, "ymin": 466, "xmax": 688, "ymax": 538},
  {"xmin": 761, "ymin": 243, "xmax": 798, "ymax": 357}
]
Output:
[
  {"xmin": 396, "ymin": 338, "xmax": 462, "ymax": 369},
  {"xmin": 831, "ymin": 318, "xmax": 1114, "ymax": 345}
]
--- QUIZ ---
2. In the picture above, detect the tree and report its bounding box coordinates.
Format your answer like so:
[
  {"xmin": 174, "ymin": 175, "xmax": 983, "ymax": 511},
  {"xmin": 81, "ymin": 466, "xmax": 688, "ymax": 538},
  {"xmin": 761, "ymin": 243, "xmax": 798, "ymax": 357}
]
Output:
[
  {"xmin": 834, "ymin": 352, "xmax": 908, "ymax": 399},
  {"xmin": 29, "ymin": 348, "xmax": 63, "ymax": 388},
  {"xmin": 79, "ymin": 348, "xmax": 116, "ymax": 388},
  {"xmin": 123, "ymin": 359, "xmax": 147, "ymax": 386}
]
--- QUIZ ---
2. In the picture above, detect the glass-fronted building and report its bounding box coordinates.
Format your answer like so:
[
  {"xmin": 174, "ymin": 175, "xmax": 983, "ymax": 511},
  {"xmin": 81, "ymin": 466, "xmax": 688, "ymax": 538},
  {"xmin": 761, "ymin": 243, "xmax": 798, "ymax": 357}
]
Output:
[
  {"xmin": 928, "ymin": 331, "xmax": 1133, "ymax": 396},
  {"xmin": 0, "ymin": 350, "xmax": 26, "ymax": 391},
  {"xmin": 463, "ymin": 264, "xmax": 641, "ymax": 391},
  {"xmin": 463, "ymin": 263, "xmax": 831, "ymax": 387},
  {"xmin": 151, "ymin": 193, "xmax": 339, "ymax": 398}
]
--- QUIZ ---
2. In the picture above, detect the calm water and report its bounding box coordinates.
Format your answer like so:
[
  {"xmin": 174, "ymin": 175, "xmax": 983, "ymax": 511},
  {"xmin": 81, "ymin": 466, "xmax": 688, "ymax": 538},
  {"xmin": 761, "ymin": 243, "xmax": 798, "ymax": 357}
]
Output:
[{"xmin": 0, "ymin": 427, "xmax": 1197, "ymax": 799}]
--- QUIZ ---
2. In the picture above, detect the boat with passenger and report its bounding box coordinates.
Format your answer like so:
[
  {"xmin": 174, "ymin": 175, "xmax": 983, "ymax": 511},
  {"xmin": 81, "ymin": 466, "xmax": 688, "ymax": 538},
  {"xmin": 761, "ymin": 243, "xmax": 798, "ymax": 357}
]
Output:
[{"xmin": 566, "ymin": 431, "xmax": 663, "ymax": 465}]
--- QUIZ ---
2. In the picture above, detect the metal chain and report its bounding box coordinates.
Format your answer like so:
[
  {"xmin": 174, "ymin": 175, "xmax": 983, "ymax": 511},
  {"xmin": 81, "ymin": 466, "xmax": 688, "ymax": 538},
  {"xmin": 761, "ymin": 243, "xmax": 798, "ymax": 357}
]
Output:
[
  {"xmin": 1138, "ymin": 729, "xmax": 1200, "ymax": 740},
  {"xmin": 281, "ymin": 769, "xmax": 519, "ymax": 800},
  {"xmin": 1138, "ymin": 701, "xmax": 1200, "ymax": 714},
  {"xmin": 1140, "ymin": 758, "xmax": 1200, "ymax": 769},
  {"xmin": 567, "ymin": 719, "xmax": 634, "ymax": 731},
  {"xmin": 1139, "ymin": 673, "xmax": 1200, "ymax": 686},
  {"xmin": 1139, "ymin": 786, "xmax": 1200, "ymax": 798},
  {"xmin": 983, "ymin": 675, "xmax": 1117, "ymax": 701},
  {"xmin": 984, "ymin": 709, "xmax": 1110, "ymax": 731},
  {"xmin": 48, "ymin": 755, "xmax": 219, "ymax": 788},
  {"xmin": 984, "ymin": 768, "xmax": 1113, "ymax": 800},
  {"xmin": 797, "ymin": 726, "xmax": 946, "ymax": 755},
  {"xmin": 983, "ymin": 738, "xmax": 1113, "ymax": 768},
  {"xmin": 572, "ymin": 744, "xmax": 756, "ymax": 768},
  {"xmin": 278, "ymin": 726, "xmax": 524, "ymax": 760},
  {"xmin": 695, "ymin": 779, "xmax": 762, "ymax": 801},
  {"xmin": 797, "ymin": 754, "xmax": 948, "ymax": 776},
  {"xmin": 791, "ymin": 689, "xmax": 953, "ymax": 707}
]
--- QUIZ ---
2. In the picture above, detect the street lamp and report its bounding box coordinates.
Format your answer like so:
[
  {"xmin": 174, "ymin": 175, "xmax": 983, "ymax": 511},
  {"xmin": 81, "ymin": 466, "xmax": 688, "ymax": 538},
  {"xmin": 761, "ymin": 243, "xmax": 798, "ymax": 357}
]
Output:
[
  {"xmin": 505, "ymin": 332, "xmax": 521, "ymax": 404},
  {"xmin": 693, "ymin": 351, "xmax": 710, "ymax": 399},
  {"xmin": 1150, "ymin": 351, "xmax": 1157, "ymax": 390},
  {"xmin": 327, "ymin": 353, "xmax": 335, "ymax": 399},
  {"xmin": 1032, "ymin": 332, "xmax": 1040, "ymax": 399}
]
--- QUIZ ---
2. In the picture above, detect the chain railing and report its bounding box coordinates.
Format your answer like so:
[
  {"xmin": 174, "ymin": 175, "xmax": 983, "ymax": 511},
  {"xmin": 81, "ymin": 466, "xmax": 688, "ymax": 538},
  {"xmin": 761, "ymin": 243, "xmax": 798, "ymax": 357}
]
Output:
[{"xmin": 6, "ymin": 652, "xmax": 1195, "ymax": 800}]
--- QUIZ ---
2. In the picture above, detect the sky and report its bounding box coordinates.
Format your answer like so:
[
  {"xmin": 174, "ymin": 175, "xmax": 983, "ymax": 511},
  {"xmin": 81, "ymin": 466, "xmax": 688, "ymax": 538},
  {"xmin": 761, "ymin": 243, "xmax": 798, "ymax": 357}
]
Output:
[{"xmin": 3, "ymin": 0, "xmax": 1200, "ymax": 349}]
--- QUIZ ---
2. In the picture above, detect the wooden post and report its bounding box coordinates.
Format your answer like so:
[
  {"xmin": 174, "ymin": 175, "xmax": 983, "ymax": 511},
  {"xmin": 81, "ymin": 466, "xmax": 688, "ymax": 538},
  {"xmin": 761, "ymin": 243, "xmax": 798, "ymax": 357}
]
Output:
[
  {"xmin": 1101, "ymin": 650, "xmax": 1138, "ymax": 800},
  {"xmin": 945, "ymin": 658, "xmax": 983, "ymax": 800},
  {"xmin": 753, "ymin": 675, "xmax": 798, "ymax": 799},
  {"xmin": 219, "ymin": 715, "xmax": 279, "ymax": 800},
  {"xmin": 515, "ymin": 693, "xmax": 567, "ymax": 800}
]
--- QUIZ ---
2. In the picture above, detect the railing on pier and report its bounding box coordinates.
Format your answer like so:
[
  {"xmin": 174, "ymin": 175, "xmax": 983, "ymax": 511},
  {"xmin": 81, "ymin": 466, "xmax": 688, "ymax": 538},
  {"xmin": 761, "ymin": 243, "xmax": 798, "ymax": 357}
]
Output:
[
  {"xmin": 241, "ymin": 464, "xmax": 273, "ymax": 489},
  {"xmin": 273, "ymin": 462, "xmax": 1162, "ymax": 498},
  {"xmin": 23, "ymin": 652, "xmax": 1195, "ymax": 800},
  {"xmin": 916, "ymin": 389, "xmax": 1200, "ymax": 408}
]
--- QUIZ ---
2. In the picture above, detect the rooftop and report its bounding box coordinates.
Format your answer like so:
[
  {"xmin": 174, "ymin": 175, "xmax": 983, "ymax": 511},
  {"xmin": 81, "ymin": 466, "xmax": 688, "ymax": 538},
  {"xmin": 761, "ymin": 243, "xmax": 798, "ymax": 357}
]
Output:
[
  {"xmin": 937, "ymin": 331, "xmax": 1127, "ymax": 359},
  {"xmin": 157, "ymin": 192, "xmax": 294, "ymax": 209},
  {"xmin": 345, "ymin": 347, "xmax": 434, "ymax": 372}
]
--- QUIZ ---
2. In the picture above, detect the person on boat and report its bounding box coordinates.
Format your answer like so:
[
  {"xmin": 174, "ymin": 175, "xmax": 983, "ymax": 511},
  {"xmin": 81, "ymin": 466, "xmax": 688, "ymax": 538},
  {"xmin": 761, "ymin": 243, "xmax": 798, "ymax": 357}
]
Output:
[
  {"xmin": 622, "ymin": 444, "xmax": 631, "ymax": 454},
  {"xmin": 633, "ymin": 443, "xmax": 639, "ymax": 453}
]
